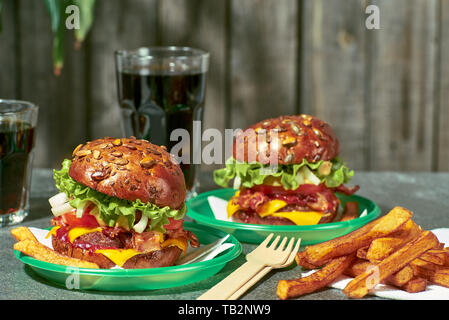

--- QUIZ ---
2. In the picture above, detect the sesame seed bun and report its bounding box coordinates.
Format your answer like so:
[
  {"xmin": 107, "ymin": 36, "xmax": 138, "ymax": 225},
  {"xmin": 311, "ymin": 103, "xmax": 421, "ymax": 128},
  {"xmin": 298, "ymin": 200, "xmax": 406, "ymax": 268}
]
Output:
[
  {"xmin": 232, "ymin": 114, "xmax": 340, "ymax": 165},
  {"xmin": 68, "ymin": 137, "xmax": 186, "ymax": 209}
]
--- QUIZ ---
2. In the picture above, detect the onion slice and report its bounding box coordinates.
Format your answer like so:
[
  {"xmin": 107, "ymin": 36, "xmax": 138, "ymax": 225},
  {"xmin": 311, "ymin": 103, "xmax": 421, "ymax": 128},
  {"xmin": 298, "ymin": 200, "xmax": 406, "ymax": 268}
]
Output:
[
  {"xmin": 300, "ymin": 166, "xmax": 321, "ymax": 185},
  {"xmin": 133, "ymin": 214, "xmax": 149, "ymax": 234},
  {"xmin": 233, "ymin": 176, "xmax": 242, "ymax": 190},
  {"xmin": 76, "ymin": 201, "xmax": 89, "ymax": 218},
  {"xmin": 48, "ymin": 192, "xmax": 69, "ymax": 208},
  {"xmin": 51, "ymin": 202, "xmax": 74, "ymax": 217},
  {"xmin": 294, "ymin": 170, "xmax": 305, "ymax": 185}
]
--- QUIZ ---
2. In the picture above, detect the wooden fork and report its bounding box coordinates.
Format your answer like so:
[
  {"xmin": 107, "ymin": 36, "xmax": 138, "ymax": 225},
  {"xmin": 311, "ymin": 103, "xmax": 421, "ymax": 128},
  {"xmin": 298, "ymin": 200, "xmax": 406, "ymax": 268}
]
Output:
[
  {"xmin": 227, "ymin": 238, "xmax": 301, "ymax": 300},
  {"xmin": 197, "ymin": 233, "xmax": 296, "ymax": 300}
]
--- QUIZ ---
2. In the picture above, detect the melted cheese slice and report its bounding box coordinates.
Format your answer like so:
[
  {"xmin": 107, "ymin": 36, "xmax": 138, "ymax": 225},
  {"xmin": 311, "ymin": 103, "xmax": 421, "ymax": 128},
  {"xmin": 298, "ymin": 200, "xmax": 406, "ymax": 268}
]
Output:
[
  {"xmin": 68, "ymin": 227, "xmax": 103, "ymax": 243},
  {"xmin": 227, "ymin": 200, "xmax": 241, "ymax": 218},
  {"xmin": 161, "ymin": 238, "xmax": 188, "ymax": 253},
  {"xmin": 95, "ymin": 249, "xmax": 141, "ymax": 267},
  {"xmin": 45, "ymin": 226, "xmax": 61, "ymax": 239},
  {"xmin": 271, "ymin": 211, "xmax": 323, "ymax": 225},
  {"xmin": 95, "ymin": 237, "xmax": 187, "ymax": 267},
  {"xmin": 227, "ymin": 197, "xmax": 324, "ymax": 225},
  {"xmin": 258, "ymin": 200, "xmax": 288, "ymax": 217},
  {"xmin": 227, "ymin": 191, "xmax": 241, "ymax": 218}
]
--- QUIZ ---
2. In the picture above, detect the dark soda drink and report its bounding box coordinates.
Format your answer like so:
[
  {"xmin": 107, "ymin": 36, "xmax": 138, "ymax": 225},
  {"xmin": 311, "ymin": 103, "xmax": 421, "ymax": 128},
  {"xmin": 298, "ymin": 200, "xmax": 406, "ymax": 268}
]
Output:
[
  {"xmin": 0, "ymin": 120, "xmax": 36, "ymax": 215},
  {"xmin": 116, "ymin": 70, "xmax": 207, "ymax": 191}
]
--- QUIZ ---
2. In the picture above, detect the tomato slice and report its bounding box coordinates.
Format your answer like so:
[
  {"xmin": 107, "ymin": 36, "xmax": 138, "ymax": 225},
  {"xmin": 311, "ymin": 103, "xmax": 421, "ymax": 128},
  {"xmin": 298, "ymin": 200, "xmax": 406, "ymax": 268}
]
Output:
[
  {"xmin": 54, "ymin": 206, "xmax": 100, "ymax": 228},
  {"xmin": 164, "ymin": 218, "xmax": 184, "ymax": 230}
]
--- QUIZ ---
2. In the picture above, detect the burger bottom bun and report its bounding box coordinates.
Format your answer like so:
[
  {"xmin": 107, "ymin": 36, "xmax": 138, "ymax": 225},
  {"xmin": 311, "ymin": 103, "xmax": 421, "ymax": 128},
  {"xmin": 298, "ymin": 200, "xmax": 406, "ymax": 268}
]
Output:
[{"xmin": 52, "ymin": 236, "xmax": 182, "ymax": 269}]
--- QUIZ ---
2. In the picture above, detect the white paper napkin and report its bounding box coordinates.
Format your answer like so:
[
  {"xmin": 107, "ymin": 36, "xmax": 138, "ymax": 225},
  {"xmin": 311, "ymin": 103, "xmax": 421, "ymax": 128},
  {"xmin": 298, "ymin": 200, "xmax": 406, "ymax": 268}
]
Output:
[
  {"xmin": 208, "ymin": 196, "xmax": 234, "ymax": 222},
  {"xmin": 29, "ymin": 227, "xmax": 54, "ymax": 249}
]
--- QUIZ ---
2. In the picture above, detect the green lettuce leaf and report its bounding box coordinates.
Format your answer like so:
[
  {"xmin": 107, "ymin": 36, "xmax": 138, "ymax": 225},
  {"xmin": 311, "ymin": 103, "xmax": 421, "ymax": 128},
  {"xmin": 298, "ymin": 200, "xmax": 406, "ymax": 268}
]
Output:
[
  {"xmin": 213, "ymin": 157, "xmax": 354, "ymax": 190},
  {"xmin": 53, "ymin": 159, "xmax": 186, "ymax": 232}
]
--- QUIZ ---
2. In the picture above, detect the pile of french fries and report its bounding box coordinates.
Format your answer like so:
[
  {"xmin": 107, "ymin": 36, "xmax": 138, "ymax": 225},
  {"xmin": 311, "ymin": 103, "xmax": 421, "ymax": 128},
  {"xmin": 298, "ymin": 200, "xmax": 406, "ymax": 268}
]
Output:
[
  {"xmin": 277, "ymin": 206, "xmax": 449, "ymax": 299},
  {"xmin": 11, "ymin": 226, "xmax": 99, "ymax": 268}
]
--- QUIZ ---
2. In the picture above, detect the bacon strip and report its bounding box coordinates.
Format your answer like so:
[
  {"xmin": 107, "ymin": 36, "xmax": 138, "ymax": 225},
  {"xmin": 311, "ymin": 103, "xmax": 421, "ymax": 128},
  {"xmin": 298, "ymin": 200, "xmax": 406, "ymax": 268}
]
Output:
[{"xmin": 334, "ymin": 184, "xmax": 360, "ymax": 196}]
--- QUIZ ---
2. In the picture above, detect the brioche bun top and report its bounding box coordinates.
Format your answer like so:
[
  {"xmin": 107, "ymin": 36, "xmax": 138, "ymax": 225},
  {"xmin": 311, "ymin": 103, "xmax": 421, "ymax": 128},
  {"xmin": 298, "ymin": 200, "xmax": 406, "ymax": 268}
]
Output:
[
  {"xmin": 232, "ymin": 114, "xmax": 340, "ymax": 165},
  {"xmin": 69, "ymin": 137, "xmax": 186, "ymax": 209}
]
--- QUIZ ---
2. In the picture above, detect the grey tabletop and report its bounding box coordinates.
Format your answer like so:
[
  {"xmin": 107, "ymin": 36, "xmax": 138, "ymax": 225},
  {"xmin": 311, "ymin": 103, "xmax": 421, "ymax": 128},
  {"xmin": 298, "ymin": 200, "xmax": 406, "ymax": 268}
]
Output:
[{"xmin": 1, "ymin": 169, "xmax": 449, "ymax": 300}]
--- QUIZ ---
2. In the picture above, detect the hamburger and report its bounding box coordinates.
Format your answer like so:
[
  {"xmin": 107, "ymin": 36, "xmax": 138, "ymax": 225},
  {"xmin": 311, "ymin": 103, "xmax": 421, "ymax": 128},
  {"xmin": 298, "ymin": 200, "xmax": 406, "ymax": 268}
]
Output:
[
  {"xmin": 214, "ymin": 115, "xmax": 359, "ymax": 226},
  {"xmin": 47, "ymin": 137, "xmax": 199, "ymax": 269}
]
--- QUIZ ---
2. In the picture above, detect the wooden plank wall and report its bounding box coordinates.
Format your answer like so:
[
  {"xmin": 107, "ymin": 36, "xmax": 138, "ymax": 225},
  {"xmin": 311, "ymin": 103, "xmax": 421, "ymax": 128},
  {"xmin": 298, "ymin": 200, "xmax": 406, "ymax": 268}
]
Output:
[
  {"xmin": 301, "ymin": 0, "xmax": 368, "ymax": 170},
  {"xmin": 0, "ymin": 0, "xmax": 447, "ymax": 172},
  {"xmin": 439, "ymin": 0, "xmax": 449, "ymax": 171},
  {"xmin": 367, "ymin": 0, "xmax": 439, "ymax": 172}
]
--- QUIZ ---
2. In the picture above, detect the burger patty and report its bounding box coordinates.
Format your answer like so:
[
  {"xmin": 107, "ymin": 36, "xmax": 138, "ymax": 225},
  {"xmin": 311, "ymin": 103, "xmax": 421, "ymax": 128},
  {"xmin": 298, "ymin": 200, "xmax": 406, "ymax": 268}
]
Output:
[
  {"xmin": 233, "ymin": 206, "xmax": 337, "ymax": 225},
  {"xmin": 122, "ymin": 246, "xmax": 182, "ymax": 269},
  {"xmin": 233, "ymin": 210, "xmax": 295, "ymax": 225},
  {"xmin": 76, "ymin": 231, "xmax": 123, "ymax": 249},
  {"xmin": 236, "ymin": 186, "xmax": 339, "ymax": 214},
  {"xmin": 52, "ymin": 235, "xmax": 117, "ymax": 268},
  {"xmin": 232, "ymin": 184, "xmax": 339, "ymax": 226},
  {"xmin": 52, "ymin": 227, "xmax": 185, "ymax": 269},
  {"xmin": 52, "ymin": 235, "xmax": 182, "ymax": 269}
]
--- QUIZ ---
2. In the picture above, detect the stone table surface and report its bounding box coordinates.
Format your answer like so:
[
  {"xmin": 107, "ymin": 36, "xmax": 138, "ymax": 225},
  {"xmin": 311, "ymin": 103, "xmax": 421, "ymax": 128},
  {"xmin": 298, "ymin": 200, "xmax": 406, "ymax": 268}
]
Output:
[{"xmin": 1, "ymin": 169, "xmax": 448, "ymax": 300}]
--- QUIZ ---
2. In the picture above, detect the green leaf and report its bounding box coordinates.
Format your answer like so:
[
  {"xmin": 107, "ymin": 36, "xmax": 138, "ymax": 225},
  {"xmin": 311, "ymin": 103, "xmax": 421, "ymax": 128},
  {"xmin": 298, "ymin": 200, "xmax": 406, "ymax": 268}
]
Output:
[
  {"xmin": 53, "ymin": 159, "xmax": 187, "ymax": 233},
  {"xmin": 43, "ymin": 0, "xmax": 97, "ymax": 74},
  {"xmin": 73, "ymin": 0, "xmax": 96, "ymax": 43},
  {"xmin": 43, "ymin": 0, "xmax": 67, "ymax": 75},
  {"xmin": 52, "ymin": 20, "xmax": 65, "ymax": 75},
  {"xmin": 214, "ymin": 157, "xmax": 355, "ymax": 190},
  {"xmin": 42, "ymin": 0, "xmax": 62, "ymax": 32}
]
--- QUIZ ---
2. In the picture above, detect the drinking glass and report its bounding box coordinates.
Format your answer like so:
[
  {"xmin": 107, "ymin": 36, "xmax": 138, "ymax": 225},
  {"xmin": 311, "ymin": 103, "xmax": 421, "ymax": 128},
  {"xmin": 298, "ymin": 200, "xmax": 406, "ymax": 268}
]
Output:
[
  {"xmin": 115, "ymin": 46, "xmax": 209, "ymax": 199},
  {"xmin": 0, "ymin": 100, "xmax": 38, "ymax": 226}
]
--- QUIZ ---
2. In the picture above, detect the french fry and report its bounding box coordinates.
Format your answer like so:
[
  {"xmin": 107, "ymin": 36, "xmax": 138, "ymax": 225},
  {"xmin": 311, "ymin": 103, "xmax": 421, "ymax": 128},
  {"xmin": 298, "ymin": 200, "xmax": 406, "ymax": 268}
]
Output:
[
  {"xmin": 14, "ymin": 239, "xmax": 99, "ymax": 269},
  {"xmin": 431, "ymin": 270, "xmax": 449, "ymax": 288},
  {"xmin": 365, "ymin": 238, "xmax": 404, "ymax": 261},
  {"xmin": 344, "ymin": 259, "xmax": 414, "ymax": 287},
  {"xmin": 277, "ymin": 254, "xmax": 356, "ymax": 300},
  {"xmin": 365, "ymin": 220, "xmax": 422, "ymax": 263},
  {"xmin": 303, "ymin": 207, "xmax": 413, "ymax": 266},
  {"xmin": 340, "ymin": 202, "xmax": 359, "ymax": 221},
  {"xmin": 344, "ymin": 259, "xmax": 372, "ymax": 277},
  {"xmin": 411, "ymin": 258, "xmax": 440, "ymax": 271},
  {"xmin": 343, "ymin": 231, "xmax": 439, "ymax": 298},
  {"xmin": 356, "ymin": 247, "xmax": 368, "ymax": 260},
  {"xmin": 295, "ymin": 251, "xmax": 321, "ymax": 270},
  {"xmin": 388, "ymin": 265, "xmax": 415, "ymax": 287},
  {"xmin": 10, "ymin": 227, "xmax": 39, "ymax": 242},
  {"xmin": 410, "ymin": 261, "xmax": 449, "ymax": 288},
  {"xmin": 435, "ymin": 249, "xmax": 449, "ymax": 266},
  {"xmin": 402, "ymin": 277, "xmax": 427, "ymax": 293},
  {"xmin": 420, "ymin": 252, "xmax": 445, "ymax": 266},
  {"xmin": 419, "ymin": 250, "xmax": 449, "ymax": 266},
  {"xmin": 390, "ymin": 219, "xmax": 422, "ymax": 238}
]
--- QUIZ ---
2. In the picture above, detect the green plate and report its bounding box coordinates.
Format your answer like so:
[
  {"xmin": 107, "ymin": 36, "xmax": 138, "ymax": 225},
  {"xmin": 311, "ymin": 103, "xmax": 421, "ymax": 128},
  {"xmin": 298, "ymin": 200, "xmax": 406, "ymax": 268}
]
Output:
[
  {"xmin": 187, "ymin": 188, "xmax": 381, "ymax": 245},
  {"xmin": 13, "ymin": 221, "xmax": 241, "ymax": 291}
]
